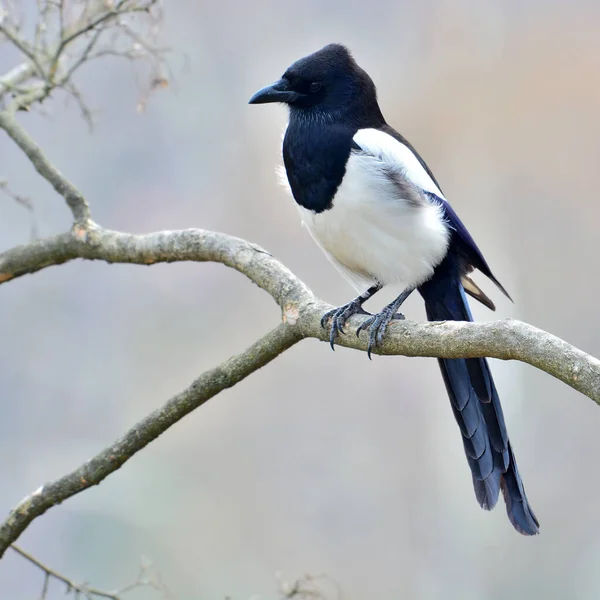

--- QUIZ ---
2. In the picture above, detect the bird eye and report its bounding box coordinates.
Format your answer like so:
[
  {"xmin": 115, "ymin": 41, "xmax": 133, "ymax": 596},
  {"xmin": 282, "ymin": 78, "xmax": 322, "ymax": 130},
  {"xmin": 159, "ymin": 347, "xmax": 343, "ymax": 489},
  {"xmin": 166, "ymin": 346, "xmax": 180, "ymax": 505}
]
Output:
[{"xmin": 309, "ymin": 82, "xmax": 321, "ymax": 93}]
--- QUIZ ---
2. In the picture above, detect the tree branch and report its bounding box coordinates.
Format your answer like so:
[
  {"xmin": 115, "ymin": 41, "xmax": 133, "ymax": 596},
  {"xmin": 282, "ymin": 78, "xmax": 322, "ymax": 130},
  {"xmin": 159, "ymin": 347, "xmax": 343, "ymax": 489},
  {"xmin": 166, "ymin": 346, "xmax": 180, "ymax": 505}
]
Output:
[
  {"xmin": 1, "ymin": 223, "xmax": 599, "ymax": 403},
  {"xmin": 0, "ymin": 322, "xmax": 301, "ymax": 557},
  {"xmin": 0, "ymin": 111, "xmax": 92, "ymax": 224},
  {"xmin": 0, "ymin": 225, "xmax": 600, "ymax": 404},
  {"xmin": 0, "ymin": 62, "xmax": 35, "ymax": 96}
]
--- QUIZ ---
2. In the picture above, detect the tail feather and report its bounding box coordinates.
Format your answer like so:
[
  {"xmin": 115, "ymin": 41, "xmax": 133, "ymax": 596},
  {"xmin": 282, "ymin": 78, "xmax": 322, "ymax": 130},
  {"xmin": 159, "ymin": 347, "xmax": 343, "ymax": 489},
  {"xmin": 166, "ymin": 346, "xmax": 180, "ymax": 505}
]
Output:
[
  {"xmin": 501, "ymin": 444, "xmax": 540, "ymax": 534},
  {"xmin": 419, "ymin": 273, "xmax": 539, "ymax": 535}
]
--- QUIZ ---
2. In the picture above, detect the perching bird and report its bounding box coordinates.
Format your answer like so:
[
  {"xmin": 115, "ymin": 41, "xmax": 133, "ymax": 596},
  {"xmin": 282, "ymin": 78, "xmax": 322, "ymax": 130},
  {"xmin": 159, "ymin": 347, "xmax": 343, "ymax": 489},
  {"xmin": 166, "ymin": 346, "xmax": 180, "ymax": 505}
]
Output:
[{"xmin": 249, "ymin": 43, "xmax": 538, "ymax": 535}]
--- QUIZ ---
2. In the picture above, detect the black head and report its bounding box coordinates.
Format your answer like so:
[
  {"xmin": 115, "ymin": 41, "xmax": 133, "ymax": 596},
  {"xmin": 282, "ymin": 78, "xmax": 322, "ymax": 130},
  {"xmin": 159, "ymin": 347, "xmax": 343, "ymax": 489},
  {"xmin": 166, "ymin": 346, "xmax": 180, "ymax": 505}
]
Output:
[{"xmin": 249, "ymin": 44, "xmax": 383, "ymax": 123}]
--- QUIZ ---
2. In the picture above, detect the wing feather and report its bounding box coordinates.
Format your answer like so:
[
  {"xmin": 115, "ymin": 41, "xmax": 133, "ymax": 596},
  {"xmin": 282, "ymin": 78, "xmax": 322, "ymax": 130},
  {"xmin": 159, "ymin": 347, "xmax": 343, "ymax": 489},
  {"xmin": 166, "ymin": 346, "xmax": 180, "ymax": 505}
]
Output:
[{"xmin": 352, "ymin": 126, "xmax": 511, "ymax": 307}]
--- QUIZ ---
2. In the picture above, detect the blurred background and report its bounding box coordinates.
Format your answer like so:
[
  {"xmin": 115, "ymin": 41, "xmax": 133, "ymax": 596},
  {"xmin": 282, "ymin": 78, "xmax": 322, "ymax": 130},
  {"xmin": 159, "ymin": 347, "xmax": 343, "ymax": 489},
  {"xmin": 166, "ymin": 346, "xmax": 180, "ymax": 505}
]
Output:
[{"xmin": 2, "ymin": 0, "xmax": 600, "ymax": 598}]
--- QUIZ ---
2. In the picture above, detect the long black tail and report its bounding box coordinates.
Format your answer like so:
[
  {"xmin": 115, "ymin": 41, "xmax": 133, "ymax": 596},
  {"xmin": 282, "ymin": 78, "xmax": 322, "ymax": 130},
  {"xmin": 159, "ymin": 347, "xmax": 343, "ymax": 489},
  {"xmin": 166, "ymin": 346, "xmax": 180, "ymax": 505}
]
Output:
[{"xmin": 419, "ymin": 273, "xmax": 539, "ymax": 535}]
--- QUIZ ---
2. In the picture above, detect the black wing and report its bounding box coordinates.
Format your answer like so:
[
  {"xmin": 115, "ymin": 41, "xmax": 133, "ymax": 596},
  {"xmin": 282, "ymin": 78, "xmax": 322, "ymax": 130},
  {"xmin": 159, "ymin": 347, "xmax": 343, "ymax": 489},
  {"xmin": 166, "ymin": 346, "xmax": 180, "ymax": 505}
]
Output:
[
  {"xmin": 424, "ymin": 190, "xmax": 512, "ymax": 306},
  {"xmin": 375, "ymin": 122, "xmax": 511, "ymax": 307}
]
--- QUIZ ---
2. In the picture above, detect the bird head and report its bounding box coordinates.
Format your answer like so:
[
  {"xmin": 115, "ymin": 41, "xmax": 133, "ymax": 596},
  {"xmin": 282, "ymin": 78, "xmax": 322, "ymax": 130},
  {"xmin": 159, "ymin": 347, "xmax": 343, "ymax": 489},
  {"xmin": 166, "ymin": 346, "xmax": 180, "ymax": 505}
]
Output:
[{"xmin": 249, "ymin": 44, "xmax": 380, "ymax": 120}]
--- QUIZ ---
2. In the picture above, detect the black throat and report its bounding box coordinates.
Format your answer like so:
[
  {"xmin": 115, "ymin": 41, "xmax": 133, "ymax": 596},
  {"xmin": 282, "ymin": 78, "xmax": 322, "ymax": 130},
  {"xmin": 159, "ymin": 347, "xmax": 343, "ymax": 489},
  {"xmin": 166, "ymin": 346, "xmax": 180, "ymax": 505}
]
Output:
[{"xmin": 282, "ymin": 110, "xmax": 360, "ymax": 214}]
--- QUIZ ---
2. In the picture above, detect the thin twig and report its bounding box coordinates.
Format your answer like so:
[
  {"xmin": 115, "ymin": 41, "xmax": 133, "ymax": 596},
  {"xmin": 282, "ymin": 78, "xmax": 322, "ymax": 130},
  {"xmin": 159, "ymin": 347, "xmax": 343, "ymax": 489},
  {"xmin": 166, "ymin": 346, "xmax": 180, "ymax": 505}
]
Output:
[
  {"xmin": 0, "ymin": 177, "xmax": 37, "ymax": 238},
  {"xmin": 64, "ymin": 81, "xmax": 96, "ymax": 132},
  {"xmin": 60, "ymin": 27, "xmax": 104, "ymax": 84},
  {"xmin": 0, "ymin": 110, "xmax": 92, "ymax": 223},
  {"xmin": 0, "ymin": 24, "xmax": 46, "ymax": 77},
  {"xmin": 0, "ymin": 178, "xmax": 33, "ymax": 211},
  {"xmin": 58, "ymin": 0, "xmax": 66, "ymax": 43},
  {"xmin": 1, "ymin": 0, "xmax": 166, "ymax": 115},
  {"xmin": 278, "ymin": 573, "xmax": 335, "ymax": 599},
  {"xmin": 10, "ymin": 544, "xmax": 169, "ymax": 599},
  {"xmin": 10, "ymin": 544, "xmax": 119, "ymax": 600},
  {"xmin": 56, "ymin": 0, "xmax": 157, "ymax": 59},
  {"xmin": 34, "ymin": 0, "xmax": 54, "ymax": 54}
]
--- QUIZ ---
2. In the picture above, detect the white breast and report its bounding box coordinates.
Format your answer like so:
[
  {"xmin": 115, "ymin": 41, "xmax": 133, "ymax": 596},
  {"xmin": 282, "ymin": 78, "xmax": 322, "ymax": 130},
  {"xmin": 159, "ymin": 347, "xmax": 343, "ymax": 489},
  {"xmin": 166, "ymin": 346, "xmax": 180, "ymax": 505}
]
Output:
[{"xmin": 280, "ymin": 128, "xmax": 450, "ymax": 292}]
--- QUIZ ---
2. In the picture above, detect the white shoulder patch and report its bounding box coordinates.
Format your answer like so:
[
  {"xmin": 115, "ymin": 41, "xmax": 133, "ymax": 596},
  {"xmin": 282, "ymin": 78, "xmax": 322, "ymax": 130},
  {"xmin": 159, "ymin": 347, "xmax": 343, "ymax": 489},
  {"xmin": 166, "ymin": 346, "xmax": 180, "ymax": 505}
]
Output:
[
  {"xmin": 276, "ymin": 163, "xmax": 291, "ymax": 192},
  {"xmin": 352, "ymin": 128, "xmax": 445, "ymax": 200},
  {"xmin": 277, "ymin": 123, "xmax": 291, "ymax": 191}
]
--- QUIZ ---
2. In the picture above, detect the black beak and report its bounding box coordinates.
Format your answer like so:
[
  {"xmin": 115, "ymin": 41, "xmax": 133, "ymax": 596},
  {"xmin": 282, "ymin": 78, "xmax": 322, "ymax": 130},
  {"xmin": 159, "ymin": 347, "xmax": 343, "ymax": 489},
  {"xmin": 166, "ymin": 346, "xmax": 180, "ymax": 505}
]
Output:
[{"xmin": 248, "ymin": 78, "xmax": 298, "ymax": 104}]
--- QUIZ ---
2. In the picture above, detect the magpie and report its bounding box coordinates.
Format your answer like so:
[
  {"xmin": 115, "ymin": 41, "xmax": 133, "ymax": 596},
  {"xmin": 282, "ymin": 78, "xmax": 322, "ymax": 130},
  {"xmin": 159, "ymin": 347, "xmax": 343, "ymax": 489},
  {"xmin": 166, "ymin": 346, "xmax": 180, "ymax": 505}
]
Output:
[{"xmin": 249, "ymin": 43, "xmax": 538, "ymax": 535}]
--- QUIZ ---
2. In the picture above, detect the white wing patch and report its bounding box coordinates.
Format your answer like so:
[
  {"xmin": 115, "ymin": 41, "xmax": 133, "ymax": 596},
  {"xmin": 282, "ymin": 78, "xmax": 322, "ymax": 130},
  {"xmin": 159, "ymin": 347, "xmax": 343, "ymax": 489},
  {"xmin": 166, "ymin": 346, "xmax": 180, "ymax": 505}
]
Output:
[{"xmin": 353, "ymin": 128, "xmax": 446, "ymax": 200}]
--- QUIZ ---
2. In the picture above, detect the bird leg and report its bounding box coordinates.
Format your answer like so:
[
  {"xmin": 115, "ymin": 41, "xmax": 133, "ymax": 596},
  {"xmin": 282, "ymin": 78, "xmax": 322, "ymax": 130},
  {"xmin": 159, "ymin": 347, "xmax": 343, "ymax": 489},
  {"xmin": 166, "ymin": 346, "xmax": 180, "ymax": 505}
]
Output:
[
  {"xmin": 321, "ymin": 284, "xmax": 382, "ymax": 350},
  {"xmin": 356, "ymin": 287, "xmax": 414, "ymax": 359}
]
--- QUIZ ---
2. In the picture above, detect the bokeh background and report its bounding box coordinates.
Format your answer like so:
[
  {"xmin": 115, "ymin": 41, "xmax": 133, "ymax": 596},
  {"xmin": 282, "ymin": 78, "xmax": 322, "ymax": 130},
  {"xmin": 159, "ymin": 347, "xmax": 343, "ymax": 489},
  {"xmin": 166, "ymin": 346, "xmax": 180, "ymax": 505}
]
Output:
[{"xmin": 2, "ymin": 1, "xmax": 600, "ymax": 598}]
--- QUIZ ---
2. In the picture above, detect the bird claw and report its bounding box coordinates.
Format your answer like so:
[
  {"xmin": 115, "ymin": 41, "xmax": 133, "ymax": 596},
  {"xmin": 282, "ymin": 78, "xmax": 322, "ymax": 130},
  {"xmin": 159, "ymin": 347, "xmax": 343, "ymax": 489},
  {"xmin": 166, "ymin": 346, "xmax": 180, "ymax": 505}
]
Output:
[
  {"xmin": 321, "ymin": 300, "xmax": 370, "ymax": 350},
  {"xmin": 356, "ymin": 309, "xmax": 405, "ymax": 359}
]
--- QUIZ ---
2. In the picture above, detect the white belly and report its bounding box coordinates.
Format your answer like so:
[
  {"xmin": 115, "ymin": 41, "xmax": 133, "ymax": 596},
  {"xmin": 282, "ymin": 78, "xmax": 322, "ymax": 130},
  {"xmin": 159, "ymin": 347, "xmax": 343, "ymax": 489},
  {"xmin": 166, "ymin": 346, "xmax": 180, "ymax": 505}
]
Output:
[{"xmin": 289, "ymin": 152, "xmax": 450, "ymax": 292}]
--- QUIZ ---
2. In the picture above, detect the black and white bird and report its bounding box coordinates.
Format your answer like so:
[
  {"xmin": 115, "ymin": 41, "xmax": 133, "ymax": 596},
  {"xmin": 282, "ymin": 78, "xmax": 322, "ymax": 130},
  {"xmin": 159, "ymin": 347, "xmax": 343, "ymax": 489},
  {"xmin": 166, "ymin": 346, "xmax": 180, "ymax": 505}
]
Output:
[{"xmin": 249, "ymin": 43, "xmax": 538, "ymax": 535}]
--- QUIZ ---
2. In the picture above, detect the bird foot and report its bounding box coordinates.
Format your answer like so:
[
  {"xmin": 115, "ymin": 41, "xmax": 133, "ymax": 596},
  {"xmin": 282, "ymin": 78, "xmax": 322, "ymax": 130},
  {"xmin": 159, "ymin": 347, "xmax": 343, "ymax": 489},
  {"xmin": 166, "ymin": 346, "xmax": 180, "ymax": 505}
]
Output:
[
  {"xmin": 321, "ymin": 299, "xmax": 371, "ymax": 350},
  {"xmin": 356, "ymin": 306, "xmax": 405, "ymax": 359}
]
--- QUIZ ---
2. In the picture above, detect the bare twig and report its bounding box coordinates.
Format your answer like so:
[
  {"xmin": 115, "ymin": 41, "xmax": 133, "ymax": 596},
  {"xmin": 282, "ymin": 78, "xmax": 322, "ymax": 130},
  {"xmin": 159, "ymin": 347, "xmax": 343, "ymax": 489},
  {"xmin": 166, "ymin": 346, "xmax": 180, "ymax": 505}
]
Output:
[
  {"xmin": 59, "ymin": 27, "xmax": 104, "ymax": 85},
  {"xmin": 1, "ymin": 0, "xmax": 166, "ymax": 115},
  {"xmin": 278, "ymin": 573, "xmax": 339, "ymax": 599},
  {"xmin": 64, "ymin": 80, "xmax": 96, "ymax": 131},
  {"xmin": 0, "ymin": 177, "xmax": 33, "ymax": 212},
  {"xmin": 10, "ymin": 544, "xmax": 171, "ymax": 599},
  {"xmin": 0, "ymin": 177, "xmax": 37, "ymax": 238},
  {"xmin": 0, "ymin": 23, "xmax": 46, "ymax": 77},
  {"xmin": 0, "ymin": 110, "xmax": 91, "ymax": 223}
]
